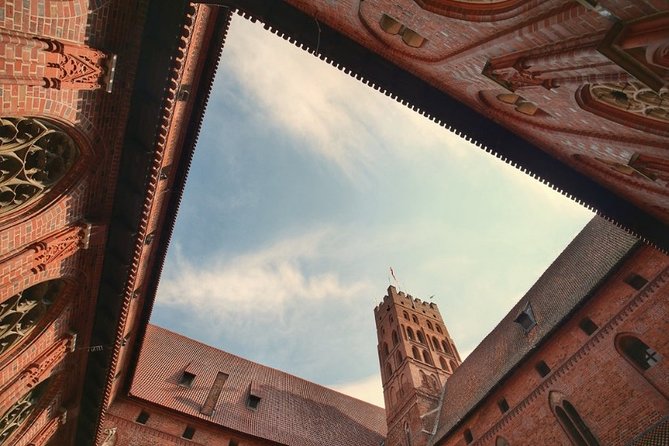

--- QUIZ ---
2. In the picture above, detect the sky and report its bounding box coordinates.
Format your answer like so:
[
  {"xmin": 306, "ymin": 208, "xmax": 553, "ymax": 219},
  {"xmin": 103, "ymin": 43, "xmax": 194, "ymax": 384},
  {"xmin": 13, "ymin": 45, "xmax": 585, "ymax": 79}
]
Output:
[{"xmin": 151, "ymin": 16, "xmax": 594, "ymax": 408}]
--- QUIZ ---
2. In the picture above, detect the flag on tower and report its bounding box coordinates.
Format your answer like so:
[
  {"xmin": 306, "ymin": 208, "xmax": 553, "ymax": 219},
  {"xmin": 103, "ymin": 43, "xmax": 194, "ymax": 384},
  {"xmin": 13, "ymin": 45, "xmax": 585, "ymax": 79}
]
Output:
[{"xmin": 390, "ymin": 267, "xmax": 397, "ymax": 282}]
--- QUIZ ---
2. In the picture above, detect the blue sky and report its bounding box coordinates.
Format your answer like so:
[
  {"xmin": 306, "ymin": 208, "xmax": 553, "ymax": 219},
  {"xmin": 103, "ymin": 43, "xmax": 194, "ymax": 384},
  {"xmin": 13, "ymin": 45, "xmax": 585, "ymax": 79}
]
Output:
[{"xmin": 152, "ymin": 16, "xmax": 594, "ymax": 407}]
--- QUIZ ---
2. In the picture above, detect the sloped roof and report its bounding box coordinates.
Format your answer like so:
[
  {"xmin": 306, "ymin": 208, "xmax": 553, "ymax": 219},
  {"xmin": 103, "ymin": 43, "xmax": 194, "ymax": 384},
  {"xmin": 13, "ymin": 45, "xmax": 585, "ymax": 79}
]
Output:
[
  {"xmin": 131, "ymin": 325, "xmax": 387, "ymax": 446},
  {"xmin": 431, "ymin": 216, "xmax": 639, "ymax": 444}
]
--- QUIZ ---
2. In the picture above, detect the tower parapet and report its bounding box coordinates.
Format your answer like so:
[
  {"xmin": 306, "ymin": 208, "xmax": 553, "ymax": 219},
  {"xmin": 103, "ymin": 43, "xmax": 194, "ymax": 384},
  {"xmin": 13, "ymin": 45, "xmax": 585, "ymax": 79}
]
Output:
[{"xmin": 375, "ymin": 286, "xmax": 461, "ymax": 446}]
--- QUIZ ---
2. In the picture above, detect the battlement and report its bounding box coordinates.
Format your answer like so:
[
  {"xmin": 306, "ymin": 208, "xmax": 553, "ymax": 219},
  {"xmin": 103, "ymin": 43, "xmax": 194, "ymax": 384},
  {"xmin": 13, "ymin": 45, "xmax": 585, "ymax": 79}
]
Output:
[{"xmin": 373, "ymin": 285, "xmax": 439, "ymax": 315}]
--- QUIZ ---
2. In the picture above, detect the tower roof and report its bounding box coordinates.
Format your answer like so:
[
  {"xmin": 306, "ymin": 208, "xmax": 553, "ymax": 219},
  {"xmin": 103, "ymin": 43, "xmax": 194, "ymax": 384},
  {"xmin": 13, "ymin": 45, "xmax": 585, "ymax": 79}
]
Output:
[
  {"xmin": 131, "ymin": 325, "xmax": 387, "ymax": 446},
  {"xmin": 431, "ymin": 216, "xmax": 639, "ymax": 443}
]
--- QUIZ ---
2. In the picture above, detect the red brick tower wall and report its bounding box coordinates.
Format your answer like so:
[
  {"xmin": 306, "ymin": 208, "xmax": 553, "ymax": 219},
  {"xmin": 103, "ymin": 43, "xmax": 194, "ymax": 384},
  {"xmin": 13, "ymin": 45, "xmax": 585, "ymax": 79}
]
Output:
[{"xmin": 375, "ymin": 286, "xmax": 461, "ymax": 446}]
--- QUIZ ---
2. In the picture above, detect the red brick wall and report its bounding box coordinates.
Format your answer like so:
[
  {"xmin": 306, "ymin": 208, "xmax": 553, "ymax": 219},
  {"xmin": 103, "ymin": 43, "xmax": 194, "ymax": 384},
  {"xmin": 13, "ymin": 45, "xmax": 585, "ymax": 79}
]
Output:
[
  {"xmin": 435, "ymin": 245, "xmax": 669, "ymax": 446},
  {"xmin": 103, "ymin": 397, "xmax": 277, "ymax": 446}
]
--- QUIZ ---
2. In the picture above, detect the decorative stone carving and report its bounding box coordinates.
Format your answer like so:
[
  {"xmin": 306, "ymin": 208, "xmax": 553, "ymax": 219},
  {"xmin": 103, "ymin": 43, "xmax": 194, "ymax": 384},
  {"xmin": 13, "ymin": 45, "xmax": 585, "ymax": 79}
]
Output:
[
  {"xmin": 100, "ymin": 427, "xmax": 118, "ymax": 446},
  {"xmin": 0, "ymin": 280, "xmax": 63, "ymax": 356},
  {"xmin": 0, "ymin": 117, "xmax": 78, "ymax": 215},
  {"xmin": 0, "ymin": 378, "xmax": 49, "ymax": 444}
]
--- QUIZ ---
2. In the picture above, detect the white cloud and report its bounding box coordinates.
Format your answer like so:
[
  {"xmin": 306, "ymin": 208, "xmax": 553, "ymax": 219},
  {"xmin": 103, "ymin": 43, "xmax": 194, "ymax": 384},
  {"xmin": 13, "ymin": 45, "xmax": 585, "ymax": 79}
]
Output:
[
  {"xmin": 329, "ymin": 374, "xmax": 385, "ymax": 408},
  {"xmin": 221, "ymin": 16, "xmax": 469, "ymax": 181},
  {"xmin": 158, "ymin": 229, "xmax": 373, "ymax": 322}
]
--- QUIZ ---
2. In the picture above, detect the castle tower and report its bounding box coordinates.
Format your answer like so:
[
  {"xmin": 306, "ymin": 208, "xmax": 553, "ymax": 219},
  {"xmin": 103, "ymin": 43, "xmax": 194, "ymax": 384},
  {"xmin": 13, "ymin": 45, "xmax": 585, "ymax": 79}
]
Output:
[{"xmin": 375, "ymin": 286, "xmax": 461, "ymax": 446}]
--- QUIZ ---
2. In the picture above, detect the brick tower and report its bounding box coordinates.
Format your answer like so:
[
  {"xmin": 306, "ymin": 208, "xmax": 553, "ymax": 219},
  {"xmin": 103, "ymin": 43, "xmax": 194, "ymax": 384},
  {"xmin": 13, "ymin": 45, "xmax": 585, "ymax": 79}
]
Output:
[{"xmin": 375, "ymin": 286, "xmax": 461, "ymax": 446}]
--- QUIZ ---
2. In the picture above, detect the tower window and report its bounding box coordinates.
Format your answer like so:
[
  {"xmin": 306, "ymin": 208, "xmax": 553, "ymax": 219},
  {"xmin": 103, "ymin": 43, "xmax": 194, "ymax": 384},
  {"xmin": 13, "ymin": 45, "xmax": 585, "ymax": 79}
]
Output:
[
  {"xmin": 535, "ymin": 360, "xmax": 551, "ymax": 378},
  {"xmin": 396, "ymin": 350, "xmax": 403, "ymax": 366},
  {"xmin": 422, "ymin": 350, "xmax": 432, "ymax": 365},
  {"xmin": 135, "ymin": 410, "xmax": 150, "ymax": 424},
  {"xmin": 432, "ymin": 336, "xmax": 441, "ymax": 351},
  {"xmin": 179, "ymin": 371, "xmax": 196, "ymax": 387},
  {"xmin": 439, "ymin": 356, "xmax": 448, "ymax": 370},
  {"xmin": 412, "ymin": 346, "xmax": 420, "ymax": 360},
  {"xmin": 417, "ymin": 331, "xmax": 425, "ymax": 344},
  {"xmin": 392, "ymin": 330, "xmax": 399, "ymax": 346},
  {"xmin": 403, "ymin": 311, "xmax": 409, "ymax": 320},
  {"xmin": 182, "ymin": 426, "xmax": 195, "ymax": 440},
  {"xmin": 617, "ymin": 335, "xmax": 661, "ymax": 371},
  {"xmin": 407, "ymin": 327, "xmax": 415, "ymax": 341},
  {"xmin": 498, "ymin": 398, "xmax": 510, "ymax": 413},
  {"xmin": 442, "ymin": 340, "xmax": 452, "ymax": 355},
  {"xmin": 464, "ymin": 428, "xmax": 474, "ymax": 444},
  {"xmin": 514, "ymin": 303, "xmax": 536, "ymax": 332},
  {"xmin": 578, "ymin": 317, "xmax": 598, "ymax": 336},
  {"xmin": 427, "ymin": 321, "xmax": 433, "ymax": 330},
  {"xmin": 624, "ymin": 273, "xmax": 648, "ymax": 290},
  {"xmin": 435, "ymin": 324, "xmax": 443, "ymax": 334},
  {"xmin": 412, "ymin": 315, "xmax": 418, "ymax": 323}
]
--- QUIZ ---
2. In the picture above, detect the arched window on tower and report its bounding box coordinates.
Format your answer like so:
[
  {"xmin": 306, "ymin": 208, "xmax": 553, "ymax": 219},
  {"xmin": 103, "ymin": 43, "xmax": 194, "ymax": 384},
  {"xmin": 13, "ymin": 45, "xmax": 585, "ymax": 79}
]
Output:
[
  {"xmin": 0, "ymin": 117, "xmax": 79, "ymax": 216},
  {"xmin": 396, "ymin": 350, "xmax": 403, "ymax": 367},
  {"xmin": 617, "ymin": 334, "xmax": 662, "ymax": 371},
  {"xmin": 412, "ymin": 346, "xmax": 420, "ymax": 360},
  {"xmin": 392, "ymin": 330, "xmax": 399, "ymax": 346},
  {"xmin": 407, "ymin": 327, "xmax": 415, "ymax": 341},
  {"xmin": 442, "ymin": 340, "xmax": 452, "ymax": 355},
  {"xmin": 450, "ymin": 359, "xmax": 457, "ymax": 372},
  {"xmin": 422, "ymin": 350, "xmax": 432, "ymax": 365},
  {"xmin": 439, "ymin": 356, "xmax": 448, "ymax": 371},
  {"xmin": 417, "ymin": 331, "xmax": 425, "ymax": 344},
  {"xmin": 435, "ymin": 324, "xmax": 443, "ymax": 334},
  {"xmin": 427, "ymin": 321, "xmax": 433, "ymax": 330},
  {"xmin": 383, "ymin": 342, "xmax": 389, "ymax": 359},
  {"xmin": 0, "ymin": 280, "xmax": 65, "ymax": 358},
  {"xmin": 386, "ymin": 363, "xmax": 393, "ymax": 378},
  {"xmin": 550, "ymin": 392, "xmax": 599, "ymax": 446},
  {"xmin": 403, "ymin": 311, "xmax": 409, "ymax": 320},
  {"xmin": 432, "ymin": 336, "xmax": 441, "ymax": 351},
  {"xmin": 412, "ymin": 315, "xmax": 418, "ymax": 323}
]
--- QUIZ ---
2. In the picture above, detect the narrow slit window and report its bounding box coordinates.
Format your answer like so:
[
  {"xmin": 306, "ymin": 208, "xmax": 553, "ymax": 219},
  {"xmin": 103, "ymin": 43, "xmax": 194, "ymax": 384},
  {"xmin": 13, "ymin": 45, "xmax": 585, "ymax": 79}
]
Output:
[
  {"xmin": 578, "ymin": 317, "xmax": 598, "ymax": 336},
  {"xmin": 624, "ymin": 273, "xmax": 648, "ymax": 290},
  {"xmin": 498, "ymin": 398, "xmax": 510, "ymax": 413},
  {"xmin": 135, "ymin": 410, "xmax": 150, "ymax": 424},
  {"xmin": 536, "ymin": 360, "xmax": 551, "ymax": 378},
  {"xmin": 464, "ymin": 428, "xmax": 474, "ymax": 444},
  {"xmin": 182, "ymin": 425, "xmax": 195, "ymax": 440}
]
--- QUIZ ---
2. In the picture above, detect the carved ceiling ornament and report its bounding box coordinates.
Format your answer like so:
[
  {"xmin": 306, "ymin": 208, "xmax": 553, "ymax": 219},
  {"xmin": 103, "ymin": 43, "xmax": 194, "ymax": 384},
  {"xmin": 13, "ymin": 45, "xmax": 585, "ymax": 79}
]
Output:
[
  {"xmin": 577, "ymin": 82, "xmax": 669, "ymax": 136},
  {"xmin": 0, "ymin": 378, "xmax": 49, "ymax": 445},
  {"xmin": 0, "ymin": 117, "xmax": 79, "ymax": 215},
  {"xmin": 414, "ymin": 0, "xmax": 533, "ymax": 22}
]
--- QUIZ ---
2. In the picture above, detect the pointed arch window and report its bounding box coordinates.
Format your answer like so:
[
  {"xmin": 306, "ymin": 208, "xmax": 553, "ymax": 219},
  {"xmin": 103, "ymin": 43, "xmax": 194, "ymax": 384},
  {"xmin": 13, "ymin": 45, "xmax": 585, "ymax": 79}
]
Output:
[
  {"xmin": 0, "ymin": 377, "xmax": 50, "ymax": 444},
  {"xmin": 427, "ymin": 321, "xmax": 433, "ymax": 330},
  {"xmin": 450, "ymin": 359, "xmax": 457, "ymax": 372},
  {"xmin": 616, "ymin": 334, "xmax": 661, "ymax": 371},
  {"xmin": 392, "ymin": 330, "xmax": 399, "ymax": 346},
  {"xmin": 383, "ymin": 342, "xmax": 389, "ymax": 358},
  {"xmin": 412, "ymin": 346, "xmax": 420, "ymax": 360},
  {"xmin": 412, "ymin": 315, "xmax": 418, "ymax": 323},
  {"xmin": 550, "ymin": 392, "xmax": 599, "ymax": 446},
  {"xmin": 396, "ymin": 350, "xmax": 403, "ymax": 367},
  {"xmin": 403, "ymin": 311, "xmax": 409, "ymax": 320},
  {"xmin": 422, "ymin": 350, "xmax": 432, "ymax": 365},
  {"xmin": 0, "ymin": 280, "xmax": 64, "ymax": 358},
  {"xmin": 432, "ymin": 336, "xmax": 441, "ymax": 351},
  {"xmin": 439, "ymin": 356, "xmax": 448, "ymax": 371},
  {"xmin": 442, "ymin": 340, "xmax": 452, "ymax": 355},
  {"xmin": 417, "ymin": 331, "xmax": 425, "ymax": 344},
  {"xmin": 407, "ymin": 327, "xmax": 415, "ymax": 341},
  {"xmin": 435, "ymin": 324, "xmax": 443, "ymax": 334},
  {"xmin": 386, "ymin": 363, "xmax": 392, "ymax": 378},
  {"xmin": 0, "ymin": 117, "xmax": 79, "ymax": 215}
]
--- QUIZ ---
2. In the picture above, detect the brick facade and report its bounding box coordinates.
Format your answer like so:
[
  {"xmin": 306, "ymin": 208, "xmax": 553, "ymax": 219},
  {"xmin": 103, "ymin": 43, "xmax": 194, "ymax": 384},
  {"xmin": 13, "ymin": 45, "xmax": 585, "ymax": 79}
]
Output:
[{"xmin": 1, "ymin": 0, "xmax": 668, "ymax": 445}]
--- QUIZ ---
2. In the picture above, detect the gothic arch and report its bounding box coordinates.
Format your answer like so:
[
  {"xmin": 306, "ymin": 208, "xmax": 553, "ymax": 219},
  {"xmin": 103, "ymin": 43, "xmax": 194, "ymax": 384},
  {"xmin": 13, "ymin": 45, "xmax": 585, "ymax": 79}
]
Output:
[
  {"xmin": 549, "ymin": 391, "xmax": 599, "ymax": 446},
  {"xmin": 615, "ymin": 333, "xmax": 662, "ymax": 372},
  {"xmin": 0, "ymin": 116, "xmax": 91, "ymax": 225},
  {"xmin": 576, "ymin": 82, "xmax": 669, "ymax": 137},
  {"xmin": 0, "ymin": 279, "xmax": 72, "ymax": 367}
]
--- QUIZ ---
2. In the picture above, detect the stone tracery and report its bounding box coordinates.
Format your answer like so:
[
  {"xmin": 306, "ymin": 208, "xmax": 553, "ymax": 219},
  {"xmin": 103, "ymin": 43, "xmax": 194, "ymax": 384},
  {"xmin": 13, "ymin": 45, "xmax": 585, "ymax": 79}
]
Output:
[
  {"xmin": 0, "ymin": 280, "xmax": 63, "ymax": 357},
  {"xmin": 0, "ymin": 117, "xmax": 78, "ymax": 215},
  {"xmin": 589, "ymin": 82, "xmax": 669, "ymax": 123},
  {"xmin": 0, "ymin": 378, "xmax": 49, "ymax": 445}
]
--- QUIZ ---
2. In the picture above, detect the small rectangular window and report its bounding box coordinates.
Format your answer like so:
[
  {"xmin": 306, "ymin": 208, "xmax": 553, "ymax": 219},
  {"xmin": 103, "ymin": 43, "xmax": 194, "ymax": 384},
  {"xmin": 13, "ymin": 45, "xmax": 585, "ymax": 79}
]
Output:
[
  {"xmin": 497, "ymin": 398, "xmax": 509, "ymax": 413},
  {"xmin": 179, "ymin": 371, "xmax": 196, "ymax": 387},
  {"xmin": 135, "ymin": 410, "xmax": 150, "ymax": 424},
  {"xmin": 624, "ymin": 273, "xmax": 648, "ymax": 290},
  {"xmin": 182, "ymin": 425, "xmax": 195, "ymax": 440},
  {"xmin": 514, "ymin": 303, "xmax": 536, "ymax": 332},
  {"xmin": 535, "ymin": 360, "xmax": 551, "ymax": 378},
  {"xmin": 578, "ymin": 317, "xmax": 598, "ymax": 336}
]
